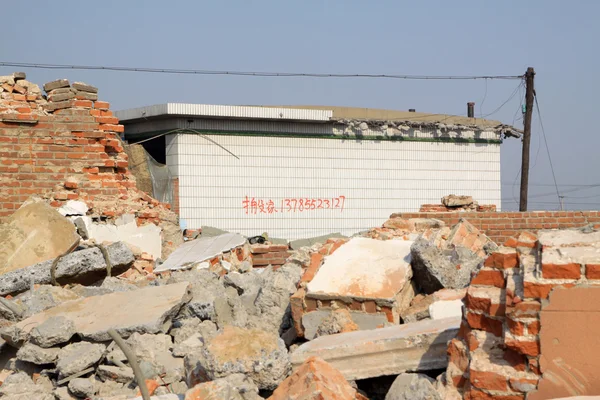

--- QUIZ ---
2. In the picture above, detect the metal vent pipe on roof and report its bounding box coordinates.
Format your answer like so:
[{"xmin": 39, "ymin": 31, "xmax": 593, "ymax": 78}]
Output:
[{"xmin": 467, "ymin": 102, "xmax": 475, "ymax": 118}]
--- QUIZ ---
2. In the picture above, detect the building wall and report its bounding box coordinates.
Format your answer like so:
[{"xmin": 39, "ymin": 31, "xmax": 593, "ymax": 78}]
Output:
[{"xmin": 167, "ymin": 132, "xmax": 502, "ymax": 239}]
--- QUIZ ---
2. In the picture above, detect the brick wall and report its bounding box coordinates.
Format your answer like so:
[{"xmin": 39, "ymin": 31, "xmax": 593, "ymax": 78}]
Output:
[
  {"xmin": 395, "ymin": 211, "xmax": 600, "ymax": 245},
  {"xmin": 0, "ymin": 74, "xmax": 175, "ymax": 229}
]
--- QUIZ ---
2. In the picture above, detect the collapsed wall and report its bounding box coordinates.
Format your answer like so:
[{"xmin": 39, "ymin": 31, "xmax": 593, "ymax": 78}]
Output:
[
  {"xmin": 0, "ymin": 73, "xmax": 182, "ymax": 257},
  {"xmin": 442, "ymin": 229, "xmax": 600, "ymax": 399}
]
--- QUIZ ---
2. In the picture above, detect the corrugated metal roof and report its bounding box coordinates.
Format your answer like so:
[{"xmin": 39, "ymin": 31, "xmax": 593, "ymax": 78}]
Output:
[{"xmin": 115, "ymin": 103, "xmax": 332, "ymax": 122}]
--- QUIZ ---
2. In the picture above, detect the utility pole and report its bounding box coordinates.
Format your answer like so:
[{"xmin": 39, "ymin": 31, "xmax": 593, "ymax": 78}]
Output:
[{"xmin": 519, "ymin": 67, "xmax": 535, "ymax": 211}]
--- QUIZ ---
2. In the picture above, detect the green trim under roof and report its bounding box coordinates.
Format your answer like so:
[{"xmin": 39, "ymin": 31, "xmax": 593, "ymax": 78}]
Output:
[{"xmin": 125, "ymin": 129, "xmax": 502, "ymax": 145}]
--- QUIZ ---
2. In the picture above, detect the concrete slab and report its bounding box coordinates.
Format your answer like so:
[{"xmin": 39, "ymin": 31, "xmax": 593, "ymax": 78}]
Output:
[
  {"xmin": 2, "ymin": 282, "xmax": 192, "ymax": 344},
  {"xmin": 88, "ymin": 214, "xmax": 162, "ymax": 260},
  {"xmin": 538, "ymin": 230, "xmax": 600, "ymax": 248},
  {"xmin": 306, "ymin": 238, "xmax": 412, "ymax": 302},
  {"xmin": 58, "ymin": 200, "xmax": 88, "ymax": 216},
  {"xmin": 156, "ymin": 233, "xmax": 246, "ymax": 272},
  {"xmin": 0, "ymin": 202, "xmax": 80, "ymax": 275},
  {"xmin": 290, "ymin": 317, "xmax": 460, "ymax": 380},
  {"xmin": 301, "ymin": 310, "xmax": 389, "ymax": 340}
]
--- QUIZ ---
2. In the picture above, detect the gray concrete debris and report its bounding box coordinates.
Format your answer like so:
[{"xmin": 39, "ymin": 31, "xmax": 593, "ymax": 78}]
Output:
[
  {"xmin": 0, "ymin": 241, "xmax": 135, "ymax": 296},
  {"xmin": 290, "ymin": 233, "xmax": 347, "ymax": 250},
  {"xmin": 56, "ymin": 342, "xmax": 106, "ymax": 378},
  {"xmin": 97, "ymin": 365, "xmax": 135, "ymax": 384},
  {"xmin": 170, "ymin": 318, "xmax": 217, "ymax": 345},
  {"xmin": 3, "ymin": 282, "xmax": 191, "ymax": 345},
  {"xmin": 401, "ymin": 295, "xmax": 434, "ymax": 323},
  {"xmin": 185, "ymin": 325, "xmax": 290, "ymax": 390},
  {"xmin": 58, "ymin": 200, "xmax": 88, "ymax": 216},
  {"xmin": 0, "ymin": 371, "xmax": 55, "ymax": 400},
  {"xmin": 68, "ymin": 377, "xmax": 96, "ymax": 398},
  {"xmin": 172, "ymin": 332, "xmax": 204, "ymax": 357},
  {"xmin": 302, "ymin": 309, "xmax": 388, "ymax": 340},
  {"xmin": 385, "ymin": 373, "xmax": 442, "ymax": 400},
  {"xmin": 48, "ymin": 91, "xmax": 76, "ymax": 102},
  {"xmin": 29, "ymin": 315, "xmax": 76, "ymax": 347},
  {"xmin": 199, "ymin": 225, "xmax": 229, "ymax": 238},
  {"xmin": 156, "ymin": 232, "xmax": 246, "ymax": 272},
  {"xmin": 16, "ymin": 342, "xmax": 60, "ymax": 364},
  {"xmin": 291, "ymin": 317, "xmax": 460, "ymax": 381},
  {"xmin": 0, "ymin": 201, "xmax": 81, "ymax": 276},
  {"xmin": 246, "ymin": 263, "xmax": 303, "ymax": 335},
  {"xmin": 0, "ymin": 297, "xmax": 25, "ymax": 321},
  {"xmin": 214, "ymin": 286, "xmax": 249, "ymax": 329},
  {"xmin": 12, "ymin": 72, "xmax": 26, "ymax": 80},
  {"xmin": 168, "ymin": 270, "xmax": 222, "ymax": 320},
  {"xmin": 410, "ymin": 238, "xmax": 482, "ymax": 293},
  {"xmin": 43, "ymin": 79, "xmax": 70, "ymax": 92},
  {"xmin": 409, "ymin": 218, "xmax": 446, "ymax": 231},
  {"xmin": 54, "ymin": 386, "xmax": 77, "ymax": 400},
  {"xmin": 13, "ymin": 285, "xmax": 82, "ymax": 318},
  {"xmin": 94, "ymin": 378, "xmax": 139, "ymax": 399},
  {"xmin": 441, "ymin": 195, "xmax": 474, "ymax": 207},
  {"xmin": 185, "ymin": 373, "xmax": 261, "ymax": 400},
  {"xmin": 72, "ymin": 82, "xmax": 98, "ymax": 93}
]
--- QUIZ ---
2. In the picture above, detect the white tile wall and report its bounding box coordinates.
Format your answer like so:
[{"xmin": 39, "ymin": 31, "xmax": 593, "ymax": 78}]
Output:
[{"xmin": 168, "ymin": 133, "xmax": 501, "ymax": 240}]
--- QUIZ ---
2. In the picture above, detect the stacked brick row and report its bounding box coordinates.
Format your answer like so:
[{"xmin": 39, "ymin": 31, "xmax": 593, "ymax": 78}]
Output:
[
  {"xmin": 397, "ymin": 210, "xmax": 600, "ymax": 244},
  {"xmin": 442, "ymin": 229, "xmax": 600, "ymax": 399},
  {"xmin": 0, "ymin": 73, "xmax": 174, "ymax": 227},
  {"xmin": 250, "ymin": 243, "xmax": 291, "ymax": 268}
]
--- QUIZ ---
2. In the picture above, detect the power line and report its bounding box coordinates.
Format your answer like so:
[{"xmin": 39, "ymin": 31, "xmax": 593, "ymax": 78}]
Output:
[
  {"xmin": 534, "ymin": 92, "xmax": 561, "ymax": 205},
  {"xmin": 0, "ymin": 61, "xmax": 524, "ymax": 81},
  {"xmin": 502, "ymin": 182, "xmax": 600, "ymax": 187}
]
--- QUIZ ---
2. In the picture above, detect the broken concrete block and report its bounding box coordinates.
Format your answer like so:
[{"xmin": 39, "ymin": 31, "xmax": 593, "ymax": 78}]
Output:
[
  {"xmin": 12, "ymin": 72, "xmax": 26, "ymax": 81},
  {"xmin": 410, "ymin": 237, "xmax": 482, "ymax": 294},
  {"xmin": 441, "ymin": 195, "xmax": 473, "ymax": 207},
  {"xmin": 156, "ymin": 232, "xmax": 246, "ymax": 272},
  {"xmin": 400, "ymin": 294, "xmax": 434, "ymax": 323},
  {"xmin": 29, "ymin": 316, "xmax": 76, "ymax": 348},
  {"xmin": 75, "ymin": 90, "xmax": 98, "ymax": 101},
  {"xmin": 409, "ymin": 218, "xmax": 445, "ymax": 231},
  {"xmin": 0, "ymin": 241, "xmax": 134, "ymax": 296},
  {"xmin": 302, "ymin": 309, "xmax": 388, "ymax": 340},
  {"xmin": 16, "ymin": 342, "xmax": 60, "ymax": 365},
  {"xmin": 168, "ymin": 270, "xmax": 223, "ymax": 321},
  {"xmin": 3, "ymin": 282, "xmax": 191, "ymax": 345},
  {"xmin": 429, "ymin": 289, "xmax": 466, "ymax": 320},
  {"xmin": 43, "ymin": 79, "xmax": 70, "ymax": 92},
  {"xmin": 269, "ymin": 356, "xmax": 364, "ymax": 400},
  {"xmin": 87, "ymin": 214, "xmax": 162, "ymax": 260},
  {"xmin": 58, "ymin": 200, "xmax": 88, "ymax": 216},
  {"xmin": 291, "ymin": 317, "xmax": 460, "ymax": 380},
  {"xmin": 68, "ymin": 377, "xmax": 96, "ymax": 398},
  {"xmin": 184, "ymin": 373, "xmax": 261, "ymax": 400},
  {"xmin": 0, "ymin": 201, "xmax": 80, "ymax": 275},
  {"xmin": 185, "ymin": 325, "xmax": 290, "ymax": 390},
  {"xmin": 0, "ymin": 371, "xmax": 54, "ymax": 400},
  {"xmin": 14, "ymin": 285, "xmax": 82, "ymax": 318},
  {"xmin": 170, "ymin": 318, "xmax": 217, "ymax": 345},
  {"xmin": 97, "ymin": 365, "xmax": 135, "ymax": 384},
  {"xmin": 246, "ymin": 263, "xmax": 303, "ymax": 335},
  {"xmin": 173, "ymin": 332, "xmax": 204, "ymax": 357},
  {"xmin": 306, "ymin": 238, "xmax": 413, "ymax": 323},
  {"xmin": 72, "ymin": 81, "xmax": 98, "ymax": 93},
  {"xmin": 385, "ymin": 373, "xmax": 442, "ymax": 400},
  {"xmin": 56, "ymin": 342, "xmax": 106, "ymax": 378}
]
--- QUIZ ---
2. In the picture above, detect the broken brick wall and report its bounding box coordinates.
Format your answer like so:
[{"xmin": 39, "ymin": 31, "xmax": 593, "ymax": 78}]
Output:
[
  {"xmin": 396, "ymin": 211, "xmax": 600, "ymax": 245},
  {"xmin": 0, "ymin": 74, "xmax": 182, "ymax": 256},
  {"xmin": 443, "ymin": 229, "xmax": 600, "ymax": 399}
]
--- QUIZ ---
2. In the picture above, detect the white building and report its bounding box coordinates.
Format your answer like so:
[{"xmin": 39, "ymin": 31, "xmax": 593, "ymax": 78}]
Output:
[{"xmin": 116, "ymin": 104, "xmax": 520, "ymax": 240}]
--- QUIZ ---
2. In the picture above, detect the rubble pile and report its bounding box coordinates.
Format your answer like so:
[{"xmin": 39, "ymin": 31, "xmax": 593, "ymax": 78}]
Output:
[{"xmin": 419, "ymin": 195, "xmax": 497, "ymax": 212}]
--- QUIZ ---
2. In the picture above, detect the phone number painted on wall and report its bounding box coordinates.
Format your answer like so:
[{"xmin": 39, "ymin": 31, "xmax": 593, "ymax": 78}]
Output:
[{"xmin": 242, "ymin": 196, "xmax": 346, "ymax": 215}]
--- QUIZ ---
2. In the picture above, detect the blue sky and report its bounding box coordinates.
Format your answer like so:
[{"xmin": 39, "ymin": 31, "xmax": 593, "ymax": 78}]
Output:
[{"xmin": 2, "ymin": 1, "xmax": 598, "ymax": 211}]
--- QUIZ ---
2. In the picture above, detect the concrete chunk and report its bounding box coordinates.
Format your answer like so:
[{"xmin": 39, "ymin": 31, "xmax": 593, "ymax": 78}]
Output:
[
  {"xmin": 56, "ymin": 342, "xmax": 105, "ymax": 378},
  {"xmin": 306, "ymin": 238, "xmax": 412, "ymax": 302},
  {"xmin": 441, "ymin": 195, "xmax": 473, "ymax": 207},
  {"xmin": 0, "ymin": 201, "xmax": 80, "ymax": 275},
  {"xmin": 385, "ymin": 373, "xmax": 442, "ymax": 400},
  {"xmin": 72, "ymin": 81, "xmax": 98, "ymax": 93},
  {"xmin": 302, "ymin": 309, "xmax": 388, "ymax": 340},
  {"xmin": 43, "ymin": 79, "xmax": 70, "ymax": 92},
  {"xmin": 3, "ymin": 282, "xmax": 192, "ymax": 344},
  {"xmin": 12, "ymin": 72, "xmax": 26, "ymax": 80},
  {"xmin": 0, "ymin": 241, "xmax": 134, "ymax": 296},
  {"xmin": 29, "ymin": 316, "xmax": 76, "ymax": 348},
  {"xmin": 16, "ymin": 342, "xmax": 60, "ymax": 364},
  {"xmin": 290, "ymin": 317, "xmax": 460, "ymax": 380},
  {"xmin": 156, "ymin": 233, "xmax": 246, "ymax": 272}
]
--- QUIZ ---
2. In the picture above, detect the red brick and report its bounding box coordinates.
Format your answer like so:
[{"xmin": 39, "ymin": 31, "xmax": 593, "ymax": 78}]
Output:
[
  {"xmin": 507, "ymin": 318, "xmax": 525, "ymax": 336},
  {"xmin": 466, "ymin": 294, "xmax": 505, "ymax": 317},
  {"xmin": 64, "ymin": 181, "xmax": 78, "ymax": 190},
  {"xmin": 528, "ymin": 358, "xmax": 541, "ymax": 375},
  {"xmin": 484, "ymin": 251, "xmax": 518, "ymax": 269},
  {"xmin": 507, "ymin": 300, "xmax": 541, "ymax": 318},
  {"xmin": 447, "ymin": 338, "xmax": 469, "ymax": 372},
  {"xmin": 471, "ymin": 268, "xmax": 506, "ymax": 288},
  {"xmin": 470, "ymin": 370, "xmax": 508, "ymax": 392},
  {"xmin": 363, "ymin": 301, "xmax": 377, "ymax": 313},
  {"xmin": 541, "ymin": 263, "xmax": 581, "ymax": 279},
  {"xmin": 505, "ymin": 338, "xmax": 540, "ymax": 357},
  {"xmin": 527, "ymin": 320, "xmax": 540, "ymax": 335},
  {"xmin": 94, "ymin": 101, "xmax": 110, "ymax": 110},
  {"xmin": 586, "ymin": 264, "xmax": 600, "ymax": 279},
  {"xmin": 523, "ymin": 282, "xmax": 555, "ymax": 299},
  {"xmin": 98, "ymin": 124, "xmax": 124, "ymax": 133},
  {"xmin": 465, "ymin": 389, "xmax": 524, "ymax": 400},
  {"xmin": 95, "ymin": 116, "xmax": 119, "ymax": 124},
  {"xmin": 466, "ymin": 312, "xmax": 503, "ymax": 336},
  {"xmin": 72, "ymin": 100, "xmax": 93, "ymax": 108}
]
